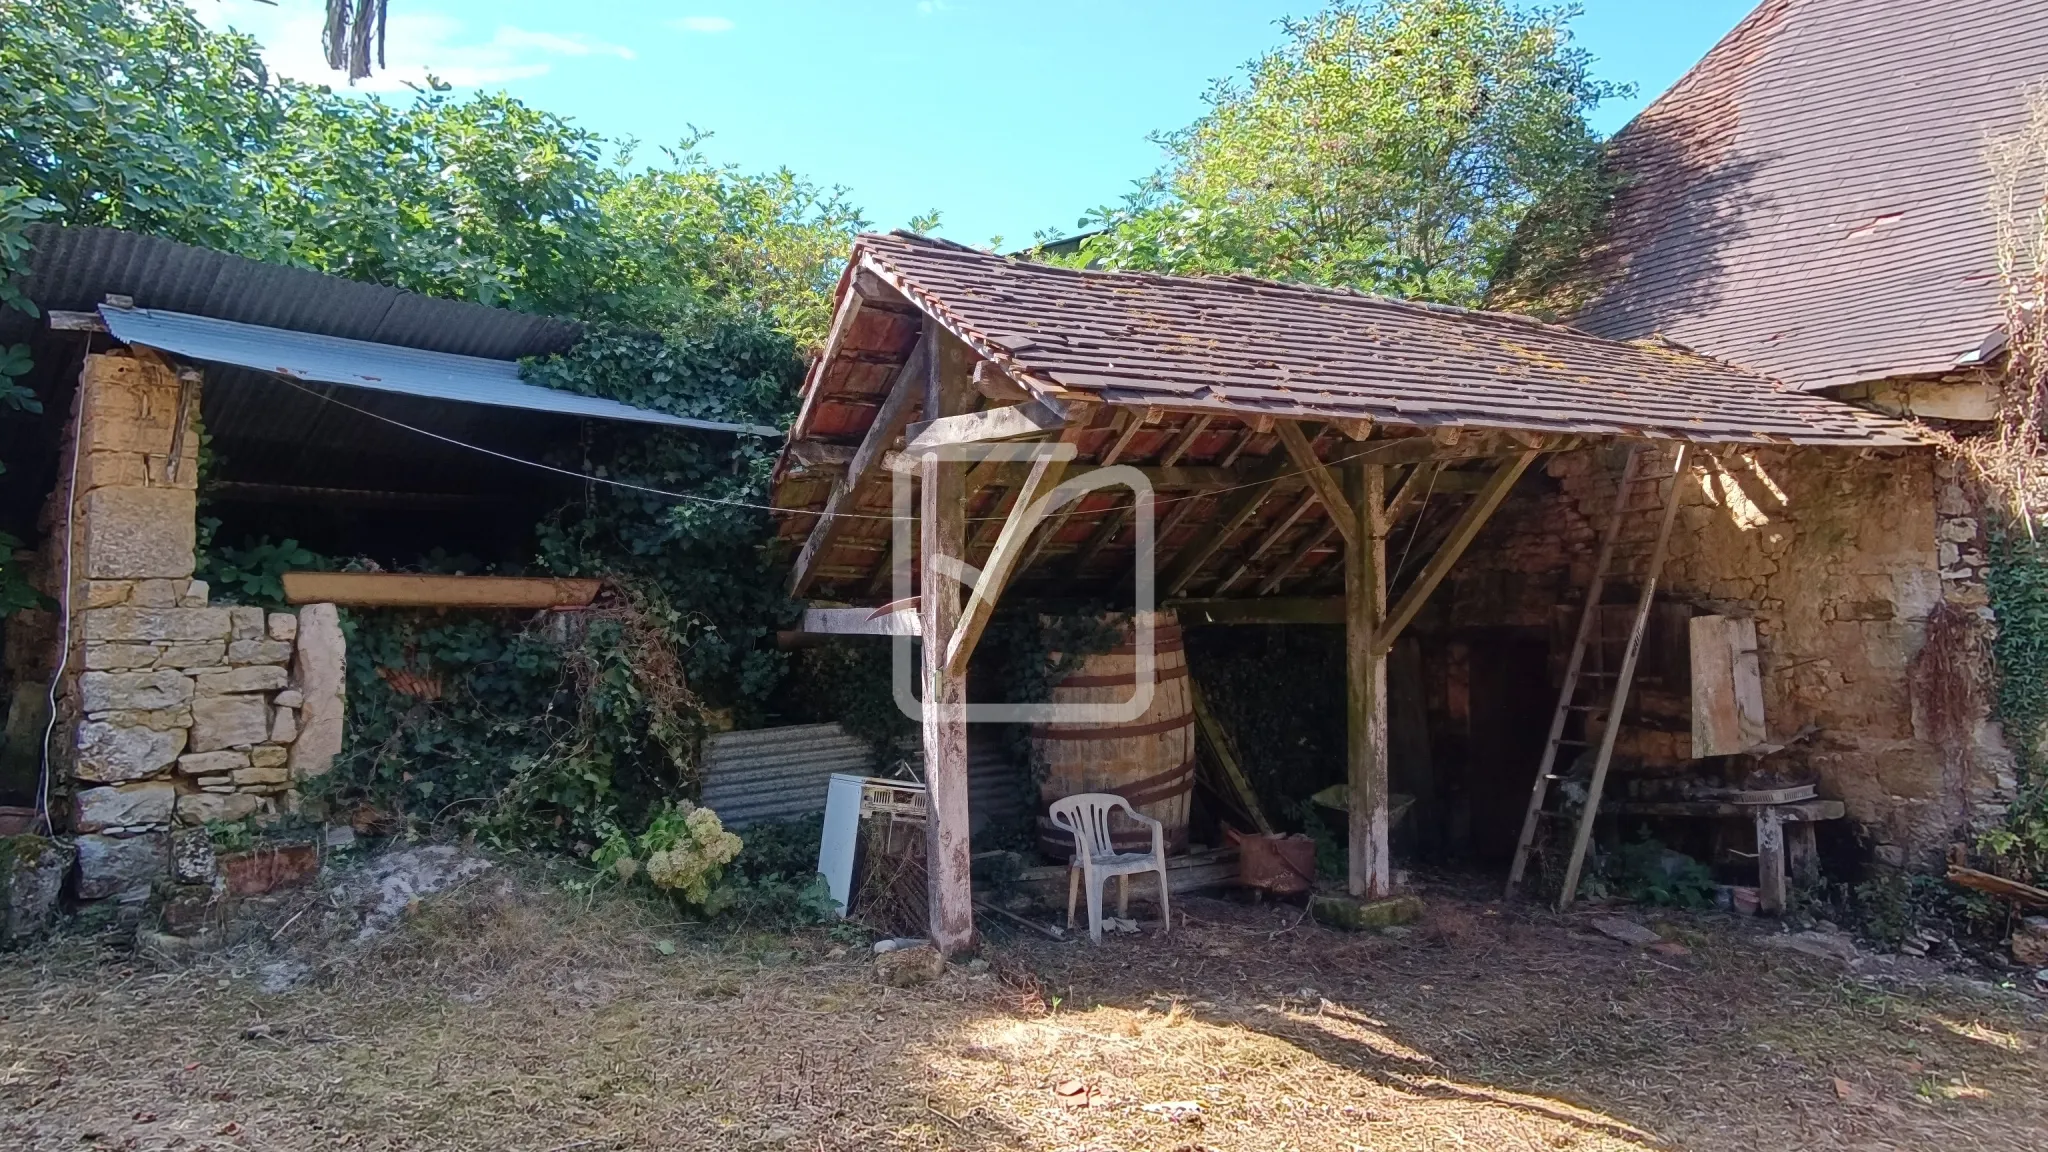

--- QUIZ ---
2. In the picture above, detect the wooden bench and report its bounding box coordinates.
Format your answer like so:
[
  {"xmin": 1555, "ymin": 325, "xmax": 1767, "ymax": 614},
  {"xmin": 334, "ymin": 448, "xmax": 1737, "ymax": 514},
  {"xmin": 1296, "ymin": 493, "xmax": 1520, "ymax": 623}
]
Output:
[{"xmin": 1604, "ymin": 798, "xmax": 1845, "ymax": 915}]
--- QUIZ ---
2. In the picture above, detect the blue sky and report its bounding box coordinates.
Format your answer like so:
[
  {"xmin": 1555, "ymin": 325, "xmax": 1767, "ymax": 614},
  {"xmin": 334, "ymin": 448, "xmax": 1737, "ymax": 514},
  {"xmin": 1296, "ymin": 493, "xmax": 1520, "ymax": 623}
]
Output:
[{"xmin": 198, "ymin": 1, "xmax": 1755, "ymax": 246}]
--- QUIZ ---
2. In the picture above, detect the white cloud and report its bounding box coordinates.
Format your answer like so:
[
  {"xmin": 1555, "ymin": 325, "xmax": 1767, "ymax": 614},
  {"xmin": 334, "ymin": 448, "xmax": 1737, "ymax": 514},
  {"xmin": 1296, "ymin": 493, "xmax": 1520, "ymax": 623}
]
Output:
[
  {"xmin": 195, "ymin": 2, "xmax": 635, "ymax": 92},
  {"xmin": 917, "ymin": 1, "xmax": 950, "ymax": 14},
  {"xmin": 671, "ymin": 16, "xmax": 737, "ymax": 34}
]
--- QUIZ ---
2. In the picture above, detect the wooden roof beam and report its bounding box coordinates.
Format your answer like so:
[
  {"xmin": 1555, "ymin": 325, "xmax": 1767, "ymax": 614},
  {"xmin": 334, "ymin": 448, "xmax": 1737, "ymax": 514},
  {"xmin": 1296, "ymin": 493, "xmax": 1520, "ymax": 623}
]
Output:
[
  {"xmin": 1276, "ymin": 421, "xmax": 1358, "ymax": 548},
  {"xmin": 1160, "ymin": 454, "xmax": 1292, "ymax": 596},
  {"xmin": 1213, "ymin": 487, "xmax": 1319, "ymax": 595},
  {"xmin": 1373, "ymin": 449, "xmax": 1540, "ymax": 655}
]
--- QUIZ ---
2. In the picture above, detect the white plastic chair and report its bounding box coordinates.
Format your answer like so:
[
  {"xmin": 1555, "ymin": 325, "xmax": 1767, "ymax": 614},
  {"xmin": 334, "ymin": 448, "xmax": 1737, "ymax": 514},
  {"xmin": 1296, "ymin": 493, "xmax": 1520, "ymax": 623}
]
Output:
[{"xmin": 1048, "ymin": 793, "xmax": 1172, "ymax": 944}]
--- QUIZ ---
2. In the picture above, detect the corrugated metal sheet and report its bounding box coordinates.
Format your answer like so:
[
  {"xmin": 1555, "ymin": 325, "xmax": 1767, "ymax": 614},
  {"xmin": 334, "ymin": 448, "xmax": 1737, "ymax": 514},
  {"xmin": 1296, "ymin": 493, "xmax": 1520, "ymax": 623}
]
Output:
[
  {"xmin": 101, "ymin": 306, "xmax": 780, "ymax": 435},
  {"xmin": 2, "ymin": 225, "xmax": 579, "ymax": 358},
  {"xmin": 700, "ymin": 723, "xmax": 1028, "ymax": 832}
]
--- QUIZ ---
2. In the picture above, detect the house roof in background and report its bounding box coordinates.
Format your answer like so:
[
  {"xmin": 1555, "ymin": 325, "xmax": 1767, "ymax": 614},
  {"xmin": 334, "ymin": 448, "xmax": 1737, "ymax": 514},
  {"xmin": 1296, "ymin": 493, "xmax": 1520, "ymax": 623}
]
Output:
[
  {"xmin": 824, "ymin": 232, "xmax": 1919, "ymax": 447},
  {"xmin": 2, "ymin": 225, "xmax": 582, "ymax": 359},
  {"xmin": 100, "ymin": 306, "xmax": 781, "ymax": 436},
  {"xmin": 1497, "ymin": 0, "xmax": 2045, "ymax": 392}
]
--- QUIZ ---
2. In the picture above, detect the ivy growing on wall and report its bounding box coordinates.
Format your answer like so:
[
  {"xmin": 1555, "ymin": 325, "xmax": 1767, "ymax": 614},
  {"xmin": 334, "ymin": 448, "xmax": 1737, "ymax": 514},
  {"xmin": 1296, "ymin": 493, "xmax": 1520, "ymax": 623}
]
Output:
[{"xmin": 1984, "ymin": 529, "xmax": 2048, "ymax": 874}]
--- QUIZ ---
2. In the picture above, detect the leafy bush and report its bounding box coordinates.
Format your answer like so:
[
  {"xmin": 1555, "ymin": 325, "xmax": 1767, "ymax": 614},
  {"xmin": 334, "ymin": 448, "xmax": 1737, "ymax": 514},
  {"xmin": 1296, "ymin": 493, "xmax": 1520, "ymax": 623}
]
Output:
[
  {"xmin": 596, "ymin": 802, "xmax": 744, "ymax": 910},
  {"xmin": 1590, "ymin": 834, "xmax": 1717, "ymax": 909}
]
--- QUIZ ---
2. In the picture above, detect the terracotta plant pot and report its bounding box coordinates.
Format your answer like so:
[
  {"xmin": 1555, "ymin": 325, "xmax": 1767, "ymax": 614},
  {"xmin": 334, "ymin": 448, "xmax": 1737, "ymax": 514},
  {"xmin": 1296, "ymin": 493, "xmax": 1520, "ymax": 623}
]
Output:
[{"xmin": 1229, "ymin": 829, "xmax": 1318, "ymax": 895}]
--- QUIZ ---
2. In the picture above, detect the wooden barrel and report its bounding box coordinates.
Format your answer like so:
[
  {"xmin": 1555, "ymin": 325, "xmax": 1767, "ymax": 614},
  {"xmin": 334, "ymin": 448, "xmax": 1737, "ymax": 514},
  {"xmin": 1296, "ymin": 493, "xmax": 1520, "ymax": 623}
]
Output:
[{"xmin": 1032, "ymin": 611, "xmax": 1194, "ymax": 859}]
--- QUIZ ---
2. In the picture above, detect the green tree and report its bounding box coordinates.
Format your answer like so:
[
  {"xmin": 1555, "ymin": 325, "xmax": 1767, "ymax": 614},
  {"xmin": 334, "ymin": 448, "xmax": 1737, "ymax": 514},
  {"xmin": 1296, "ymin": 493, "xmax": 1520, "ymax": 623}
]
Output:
[
  {"xmin": 0, "ymin": 0, "xmax": 865, "ymax": 345},
  {"xmin": 1064, "ymin": 0, "xmax": 1625, "ymax": 305}
]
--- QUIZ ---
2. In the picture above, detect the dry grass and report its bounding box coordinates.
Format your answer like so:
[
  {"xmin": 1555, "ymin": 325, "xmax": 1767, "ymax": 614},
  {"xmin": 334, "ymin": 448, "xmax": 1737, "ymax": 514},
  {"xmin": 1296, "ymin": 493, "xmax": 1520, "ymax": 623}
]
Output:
[{"xmin": 3, "ymin": 859, "xmax": 2046, "ymax": 1151}]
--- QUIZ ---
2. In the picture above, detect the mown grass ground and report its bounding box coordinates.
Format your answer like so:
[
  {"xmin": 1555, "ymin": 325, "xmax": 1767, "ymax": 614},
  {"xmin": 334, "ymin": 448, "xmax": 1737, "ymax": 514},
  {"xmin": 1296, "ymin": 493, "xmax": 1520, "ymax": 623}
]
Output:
[{"xmin": 3, "ymin": 856, "xmax": 2045, "ymax": 1150}]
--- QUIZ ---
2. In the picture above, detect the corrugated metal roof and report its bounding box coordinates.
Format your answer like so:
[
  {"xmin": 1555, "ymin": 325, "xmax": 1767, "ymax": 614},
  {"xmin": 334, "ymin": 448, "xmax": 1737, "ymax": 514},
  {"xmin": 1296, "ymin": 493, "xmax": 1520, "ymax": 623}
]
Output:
[
  {"xmin": 2, "ymin": 225, "xmax": 580, "ymax": 358},
  {"xmin": 101, "ymin": 306, "xmax": 782, "ymax": 436},
  {"xmin": 1495, "ymin": 0, "xmax": 2039, "ymax": 392},
  {"xmin": 834, "ymin": 232, "xmax": 1920, "ymax": 446},
  {"xmin": 700, "ymin": 723, "xmax": 1026, "ymax": 833}
]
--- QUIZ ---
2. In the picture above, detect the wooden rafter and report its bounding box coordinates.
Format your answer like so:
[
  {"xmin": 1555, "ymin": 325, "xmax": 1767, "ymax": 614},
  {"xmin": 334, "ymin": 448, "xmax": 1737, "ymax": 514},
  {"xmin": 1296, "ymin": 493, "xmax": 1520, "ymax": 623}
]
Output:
[
  {"xmin": 1214, "ymin": 487, "xmax": 1319, "ymax": 594},
  {"xmin": 1068, "ymin": 495, "xmax": 1133, "ymax": 577},
  {"xmin": 1373, "ymin": 450, "xmax": 1539, "ymax": 656},
  {"xmin": 1256, "ymin": 521, "xmax": 1338, "ymax": 596},
  {"xmin": 946, "ymin": 437, "xmax": 1076, "ymax": 676},
  {"xmin": 789, "ymin": 336, "xmax": 929, "ymax": 596},
  {"xmin": 1275, "ymin": 421, "xmax": 1358, "ymax": 548},
  {"xmin": 1160, "ymin": 414, "xmax": 1212, "ymax": 466},
  {"xmin": 1160, "ymin": 455, "xmax": 1292, "ymax": 596}
]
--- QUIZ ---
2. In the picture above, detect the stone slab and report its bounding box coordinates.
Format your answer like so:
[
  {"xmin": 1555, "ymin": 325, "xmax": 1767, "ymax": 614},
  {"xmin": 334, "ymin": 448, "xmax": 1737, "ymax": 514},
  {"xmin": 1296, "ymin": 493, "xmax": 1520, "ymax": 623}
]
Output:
[
  {"xmin": 177, "ymin": 750, "xmax": 250, "ymax": 776},
  {"xmin": 1310, "ymin": 893, "xmax": 1425, "ymax": 932},
  {"xmin": 3, "ymin": 836, "xmax": 73, "ymax": 940},
  {"xmin": 82, "ymin": 487, "xmax": 196, "ymax": 580},
  {"xmin": 76, "ymin": 720, "xmax": 185, "ymax": 783},
  {"xmin": 83, "ymin": 606, "xmax": 230, "ymax": 644},
  {"xmin": 170, "ymin": 827, "xmax": 216, "ymax": 885},
  {"xmin": 174, "ymin": 791, "xmax": 264, "ymax": 827},
  {"xmin": 290, "ymin": 604, "xmax": 345, "ymax": 779},
  {"xmin": 80, "ymin": 669, "xmax": 194, "ymax": 713},
  {"xmin": 75, "ymin": 832, "xmax": 168, "ymax": 900},
  {"xmin": 228, "ymin": 638, "xmax": 293, "ymax": 665},
  {"xmin": 194, "ymin": 665, "xmax": 288, "ymax": 695},
  {"xmin": 267, "ymin": 613, "xmax": 298, "ymax": 642},
  {"xmin": 189, "ymin": 694, "xmax": 271, "ymax": 752},
  {"xmin": 74, "ymin": 783, "xmax": 176, "ymax": 833}
]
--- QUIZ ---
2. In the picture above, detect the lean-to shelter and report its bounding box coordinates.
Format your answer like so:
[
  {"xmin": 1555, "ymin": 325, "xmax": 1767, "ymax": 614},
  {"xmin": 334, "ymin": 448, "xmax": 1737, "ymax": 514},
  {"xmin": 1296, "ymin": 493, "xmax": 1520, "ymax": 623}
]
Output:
[{"xmin": 773, "ymin": 231, "xmax": 1923, "ymax": 954}]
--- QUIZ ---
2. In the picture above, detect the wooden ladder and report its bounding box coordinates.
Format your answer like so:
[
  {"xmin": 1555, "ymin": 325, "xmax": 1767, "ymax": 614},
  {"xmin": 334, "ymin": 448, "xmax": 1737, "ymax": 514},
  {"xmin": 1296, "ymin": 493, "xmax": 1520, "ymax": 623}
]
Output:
[{"xmin": 1505, "ymin": 443, "xmax": 1691, "ymax": 910}]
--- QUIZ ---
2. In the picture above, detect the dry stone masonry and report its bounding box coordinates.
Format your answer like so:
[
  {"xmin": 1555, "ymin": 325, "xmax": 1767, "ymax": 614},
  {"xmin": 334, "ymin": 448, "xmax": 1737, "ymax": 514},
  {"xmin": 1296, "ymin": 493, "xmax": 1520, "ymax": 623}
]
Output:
[{"xmin": 57, "ymin": 352, "xmax": 345, "ymax": 902}]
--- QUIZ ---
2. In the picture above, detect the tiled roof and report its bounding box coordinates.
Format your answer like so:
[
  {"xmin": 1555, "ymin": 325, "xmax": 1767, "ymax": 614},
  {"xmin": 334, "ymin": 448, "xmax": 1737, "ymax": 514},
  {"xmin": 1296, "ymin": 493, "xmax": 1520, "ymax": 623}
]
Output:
[
  {"xmin": 1496, "ymin": 0, "xmax": 2041, "ymax": 392},
  {"xmin": 846, "ymin": 231, "xmax": 1918, "ymax": 446}
]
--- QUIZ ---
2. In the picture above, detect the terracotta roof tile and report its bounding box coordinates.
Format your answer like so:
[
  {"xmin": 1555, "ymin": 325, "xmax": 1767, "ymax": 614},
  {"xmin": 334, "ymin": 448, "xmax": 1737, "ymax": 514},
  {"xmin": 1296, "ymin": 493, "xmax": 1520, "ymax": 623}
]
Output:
[
  {"xmin": 849, "ymin": 232, "xmax": 1919, "ymax": 446},
  {"xmin": 1502, "ymin": 0, "xmax": 2038, "ymax": 392}
]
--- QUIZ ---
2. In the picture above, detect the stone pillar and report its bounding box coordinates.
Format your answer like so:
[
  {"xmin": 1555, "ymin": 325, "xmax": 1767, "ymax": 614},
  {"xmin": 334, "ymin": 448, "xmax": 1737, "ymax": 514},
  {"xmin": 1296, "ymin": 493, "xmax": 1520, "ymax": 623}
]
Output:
[{"xmin": 60, "ymin": 352, "xmax": 310, "ymax": 904}]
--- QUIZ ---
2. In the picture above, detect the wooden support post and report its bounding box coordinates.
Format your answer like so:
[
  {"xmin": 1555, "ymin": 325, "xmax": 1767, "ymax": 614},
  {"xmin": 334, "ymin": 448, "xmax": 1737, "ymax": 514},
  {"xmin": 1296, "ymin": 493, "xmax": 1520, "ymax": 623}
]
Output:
[
  {"xmin": 1345, "ymin": 463, "xmax": 1392, "ymax": 898},
  {"xmin": 1756, "ymin": 809, "xmax": 1788, "ymax": 916},
  {"xmin": 1786, "ymin": 821, "xmax": 1820, "ymax": 887},
  {"xmin": 920, "ymin": 323, "xmax": 976, "ymax": 957}
]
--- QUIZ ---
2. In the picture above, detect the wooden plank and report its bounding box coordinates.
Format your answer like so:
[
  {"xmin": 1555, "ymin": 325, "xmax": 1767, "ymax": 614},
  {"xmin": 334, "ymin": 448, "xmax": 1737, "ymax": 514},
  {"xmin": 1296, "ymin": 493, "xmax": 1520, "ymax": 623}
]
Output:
[
  {"xmin": 1690, "ymin": 615, "xmax": 1767, "ymax": 756},
  {"xmin": 1189, "ymin": 679, "xmax": 1274, "ymax": 834},
  {"xmin": 904, "ymin": 399, "xmax": 1064, "ymax": 451},
  {"xmin": 47, "ymin": 309, "xmax": 109, "ymax": 332},
  {"xmin": 1948, "ymin": 865, "xmax": 2048, "ymax": 907},
  {"xmin": 799, "ymin": 605, "xmax": 921, "ymax": 637},
  {"xmin": 1214, "ymin": 488, "xmax": 1319, "ymax": 594},
  {"xmin": 1345, "ymin": 463, "xmax": 1392, "ymax": 898},
  {"xmin": 280, "ymin": 572, "xmax": 600, "ymax": 609},
  {"xmin": 1374, "ymin": 450, "xmax": 1538, "ymax": 656},
  {"xmin": 1168, "ymin": 597, "xmax": 1343, "ymax": 625},
  {"xmin": 1604, "ymin": 799, "xmax": 1845, "ymax": 821},
  {"xmin": 921, "ymin": 323, "xmax": 976, "ymax": 958},
  {"xmin": 971, "ymin": 359, "xmax": 1030, "ymax": 403},
  {"xmin": 893, "ymin": 455, "xmax": 1238, "ymax": 491},
  {"xmin": 1276, "ymin": 421, "xmax": 1357, "ymax": 547},
  {"xmin": 789, "ymin": 337, "xmax": 929, "ymax": 596}
]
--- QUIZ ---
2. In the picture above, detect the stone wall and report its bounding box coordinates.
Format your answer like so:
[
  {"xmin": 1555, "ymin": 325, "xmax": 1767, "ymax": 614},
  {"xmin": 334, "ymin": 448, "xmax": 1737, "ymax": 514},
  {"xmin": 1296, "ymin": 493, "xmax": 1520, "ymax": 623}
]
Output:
[
  {"xmin": 51, "ymin": 352, "xmax": 344, "ymax": 903},
  {"xmin": 1431, "ymin": 441, "xmax": 2011, "ymax": 869}
]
